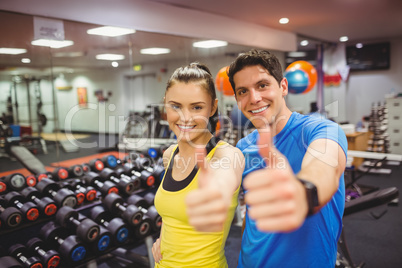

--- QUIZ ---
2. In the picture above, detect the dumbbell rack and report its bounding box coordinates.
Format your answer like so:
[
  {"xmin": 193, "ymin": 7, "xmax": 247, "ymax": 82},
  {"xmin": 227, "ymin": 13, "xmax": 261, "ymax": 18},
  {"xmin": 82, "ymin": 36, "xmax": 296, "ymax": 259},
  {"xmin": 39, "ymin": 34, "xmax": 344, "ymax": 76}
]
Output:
[{"xmin": 0, "ymin": 153, "xmax": 163, "ymax": 268}]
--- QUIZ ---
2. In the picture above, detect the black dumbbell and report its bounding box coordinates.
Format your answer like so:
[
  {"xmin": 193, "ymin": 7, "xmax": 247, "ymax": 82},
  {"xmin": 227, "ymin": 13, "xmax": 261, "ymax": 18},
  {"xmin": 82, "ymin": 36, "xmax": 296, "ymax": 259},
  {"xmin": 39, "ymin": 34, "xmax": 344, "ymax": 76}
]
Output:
[
  {"xmin": 26, "ymin": 237, "xmax": 60, "ymax": 268},
  {"xmin": 103, "ymin": 193, "xmax": 143, "ymax": 227},
  {"xmin": 76, "ymin": 213, "xmax": 112, "ymax": 254},
  {"xmin": 127, "ymin": 193, "xmax": 162, "ymax": 231},
  {"xmin": 40, "ymin": 221, "xmax": 86, "ymax": 263},
  {"xmin": 113, "ymin": 166, "xmax": 141, "ymax": 191},
  {"xmin": 82, "ymin": 172, "xmax": 119, "ymax": 196},
  {"xmin": 2, "ymin": 173, "xmax": 26, "ymax": 192},
  {"xmin": 50, "ymin": 167, "xmax": 69, "ymax": 181},
  {"xmin": 36, "ymin": 178, "xmax": 77, "ymax": 208},
  {"xmin": 90, "ymin": 206, "xmax": 130, "ymax": 244},
  {"xmin": 0, "ymin": 256, "xmax": 23, "ymax": 267},
  {"xmin": 4, "ymin": 192, "xmax": 39, "ymax": 222},
  {"xmin": 0, "ymin": 178, "xmax": 7, "ymax": 195},
  {"xmin": 20, "ymin": 187, "xmax": 58, "ymax": 217},
  {"xmin": 58, "ymin": 180, "xmax": 97, "ymax": 206},
  {"xmin": 88, "ymin": 159, "xmax": 104, "ymax": 172},
  {"xmin": 55, "ymin": 206, "xmax": 100, "ymax": 244},
  {"xmin": 67, "ymin": 165, "xmax": 84, "ymax": 178},
  {"xmin": 98, "ymin": 168, "xmax": 138, "ymax": 196},
  {"xmin": 0, "ymin": 198, "xmax": 23, "ymax": 229},
  {"xmin": 8, "ymin": 244, "xmax": 42, "ymax": 268},
  {"xmin": 24, "ymin": 175, "xmax": 37, "ymax": 188}
]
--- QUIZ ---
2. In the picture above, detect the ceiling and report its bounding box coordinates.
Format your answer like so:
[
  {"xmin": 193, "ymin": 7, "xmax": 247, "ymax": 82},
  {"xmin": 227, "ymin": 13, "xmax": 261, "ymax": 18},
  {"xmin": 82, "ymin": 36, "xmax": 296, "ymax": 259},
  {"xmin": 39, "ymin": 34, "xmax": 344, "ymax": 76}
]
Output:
[
  {"xmin": 1, "ymin": 0, "xmax": 401, "ymax": 76},
  {"xmin": 153, "ymin": 0, "xmax": 402, "ymax": 44}
]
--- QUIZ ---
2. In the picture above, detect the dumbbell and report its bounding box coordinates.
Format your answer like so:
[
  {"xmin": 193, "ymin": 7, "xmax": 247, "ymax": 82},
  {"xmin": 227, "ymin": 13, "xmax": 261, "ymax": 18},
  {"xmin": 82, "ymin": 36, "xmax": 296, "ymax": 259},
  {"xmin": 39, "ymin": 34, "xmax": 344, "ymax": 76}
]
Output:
[
  {"xmin": 0, "ymin": 198, "xmax": 23, "ymax": 228},
  {"xmin": 4, "ymin": 192, "xmax": 40, "ymax": 222},
  {"xmin": 1, "ymin": 173, "xmax": 26, "ymax": 192},
  {"xmin": 103, "ymin": 193, "xmax": 143, "ymax": 227},
  {"xmin": 55, "ymin": 206, "xmax": 100, "ymax": 244},
  {"xmin": 58, "ymin": 180, "xmax": 97, "ymax": 206},
  {"xmin": 67, "ymin": 165, "xmax": 84, "ymax": 178},
  {"xmin": 40, "ymin": 221, "xmax": 86, "ymax": 263},
  {"xmin": 49, "ymin": 167, "xmax": 69, "ymax": 181},
  {"xmin": 20, "ymin": 187, "xmax": 58, "ymax": 217},
  {"xmin": 127, "ymin": 193, "xmax": 162, "ymax": 231},
  {"xmin": 82, "ymin": 172, "xmax": 119, "ymax": 196},
  {"xmin": 98, "ymin": 168, "xmax": 138, "ymax": 196},
  {"xmin": 0, "ymin": 256, "xmax": 23, "ymax": 267},
  {"xmin": 35, "ymin": 178, "xmax": 77, "ymax": 208},
  {"xmin": 113, "ymin": 167, "xmax": 141, "ymax": 192},
  {"xmin": 120, "ymin": 163, "xmax": 155, "ymax": 189},
  {"xmin": 88, "ymin": 159, "xmax": 104, "ymax": 172},
  {"xmin": 0, "ymin": 178, "xmax": 7, "ymax": 194},
  {"xmin": 26, "ymin": 237, "xmax": 60, "ymax": 268},
  {"xmin": 76, "ymin": 213, "xmax": 112, "ymax": 254},
  {"xmin": 8, "ymin": 244, "xmax": 42, "ymax": 268},
  {"xmin": 90, "ymin": 206, "xmax": 130, "ymax": 244},
  {"xmin": 101, "ymin": 155, "xmax": 119, "ymax": 169},
  {"xmin": 24, "ymin": 175, "xmax": 37, "ymax": 188}
]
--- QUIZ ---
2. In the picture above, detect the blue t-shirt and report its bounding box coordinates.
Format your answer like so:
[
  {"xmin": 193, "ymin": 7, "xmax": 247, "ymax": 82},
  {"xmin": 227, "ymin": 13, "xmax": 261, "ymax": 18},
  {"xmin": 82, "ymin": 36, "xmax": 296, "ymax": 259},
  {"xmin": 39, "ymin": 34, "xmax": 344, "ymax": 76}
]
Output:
[{"xmin": 237, "ymin": 112, "xmax": 347, "ymax": 268}]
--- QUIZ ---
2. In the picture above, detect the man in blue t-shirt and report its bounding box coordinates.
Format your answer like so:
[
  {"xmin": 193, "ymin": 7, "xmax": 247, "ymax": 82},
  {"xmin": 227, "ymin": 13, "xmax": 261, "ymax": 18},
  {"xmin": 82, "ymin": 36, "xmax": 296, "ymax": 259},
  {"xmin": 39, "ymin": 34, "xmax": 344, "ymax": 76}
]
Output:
[{"xmin": 227, "ymin": 49, "xmax": 348, "ymax": 267}]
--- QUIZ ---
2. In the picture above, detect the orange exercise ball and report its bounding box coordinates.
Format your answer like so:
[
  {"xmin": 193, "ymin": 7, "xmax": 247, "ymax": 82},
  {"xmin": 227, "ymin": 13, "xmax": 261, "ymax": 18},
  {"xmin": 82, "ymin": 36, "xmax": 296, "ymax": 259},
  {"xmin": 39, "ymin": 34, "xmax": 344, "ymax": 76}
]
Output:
[
  {"xmin": 285, "ymin": 60, "xmax": 317, "ymax": 94},
  {"xmin": 215, "ymin": 66, "xmax": 234, "ymax": 96}
]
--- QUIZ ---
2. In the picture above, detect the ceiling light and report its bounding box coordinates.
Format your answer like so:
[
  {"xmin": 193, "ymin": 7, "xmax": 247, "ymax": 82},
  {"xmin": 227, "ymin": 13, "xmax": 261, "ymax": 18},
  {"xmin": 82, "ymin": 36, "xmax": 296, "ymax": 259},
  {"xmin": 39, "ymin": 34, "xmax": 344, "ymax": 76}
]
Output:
[
  {"xmin": 87, "ymin": 26, "xmax": 136, "ymax": 37},
  {"xmin": 339, "ymin": 36, "xmax": 349, "ymax": 42},
  {"xmin": 0, "ymin": 48, "xmax": 27, "ymax": 55},
  {"xmin": 288, "ymin": 51, "xmax": 307, "ymax": 57},
  {"xmin": 192, "ymin": 40, "xmax": 228, "ymax": 48},
  {"xmin": 53, "ymin": 51, "xmax": 85, "ymax": 57},
  {"xmin": 112, "ymin": 61, "xmax": 119, "ymax": 67},
  {"xmin": 300, "ymin": 40, "xmax": 309, "ymax": 46},
  {"xmin": 356, "ymin": 43, "xmax": 363, "ymax": 49},
  {"xmin": 21, "ymin": 58, "xmax": 31, "ymax": 63},
  {"xmin": 279, "ymin": 18, "xmax": 289, "ymax": 24},
  {"xmin": 31, "ymin": 39, "xmax": 74, "ymax": 48},
  {"xmin": 140, "ymin": 48, "xmax": 171, "ymax": 55},
  {"xmin": 96, "ymin": 54, "xmax": 125, "ymax": 60}
]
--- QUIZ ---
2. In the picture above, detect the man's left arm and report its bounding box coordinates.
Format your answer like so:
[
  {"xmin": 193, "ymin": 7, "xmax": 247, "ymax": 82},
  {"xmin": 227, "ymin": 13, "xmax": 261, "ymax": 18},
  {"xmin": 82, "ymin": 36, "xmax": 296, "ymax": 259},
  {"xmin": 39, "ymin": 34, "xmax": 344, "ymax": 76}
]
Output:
[{"xmin": 297, "ymin": 138, "xmax": 346, "ymax": 212}]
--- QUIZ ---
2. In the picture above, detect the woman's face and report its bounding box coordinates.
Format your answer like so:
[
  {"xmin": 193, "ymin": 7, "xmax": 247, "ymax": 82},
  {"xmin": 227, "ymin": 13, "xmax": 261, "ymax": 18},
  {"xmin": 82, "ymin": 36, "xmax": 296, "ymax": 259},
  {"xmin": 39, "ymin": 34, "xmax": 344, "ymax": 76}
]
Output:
[{"xmin": 165, "ymin": 82, "xmax": 217, "ymax": 144}]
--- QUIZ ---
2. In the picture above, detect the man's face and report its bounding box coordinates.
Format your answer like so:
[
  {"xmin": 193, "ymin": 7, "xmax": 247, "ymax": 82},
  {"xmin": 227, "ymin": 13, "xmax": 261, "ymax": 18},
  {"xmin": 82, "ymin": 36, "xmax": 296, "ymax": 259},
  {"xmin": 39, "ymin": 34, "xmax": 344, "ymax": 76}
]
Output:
[{"xmin": 233, "ymin": 65, "xmax": 288, "ymax": 130}]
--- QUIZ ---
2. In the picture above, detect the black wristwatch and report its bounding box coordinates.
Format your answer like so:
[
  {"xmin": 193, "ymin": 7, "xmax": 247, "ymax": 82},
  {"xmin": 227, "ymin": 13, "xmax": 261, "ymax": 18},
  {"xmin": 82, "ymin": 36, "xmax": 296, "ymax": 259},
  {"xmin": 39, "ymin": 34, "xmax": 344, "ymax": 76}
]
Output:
[{"xmin": 297, "ymin": 177, "xmax": 319, "ymax": 216}]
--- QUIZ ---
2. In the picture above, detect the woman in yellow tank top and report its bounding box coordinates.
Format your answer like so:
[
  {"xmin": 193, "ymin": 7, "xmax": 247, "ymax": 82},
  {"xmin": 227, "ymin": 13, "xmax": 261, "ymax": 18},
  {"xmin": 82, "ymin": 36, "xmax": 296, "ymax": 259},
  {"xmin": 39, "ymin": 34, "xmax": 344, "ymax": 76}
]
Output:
[{"xmin": 152, "ymin": 62, "xmax": 244, "ymax": 267}]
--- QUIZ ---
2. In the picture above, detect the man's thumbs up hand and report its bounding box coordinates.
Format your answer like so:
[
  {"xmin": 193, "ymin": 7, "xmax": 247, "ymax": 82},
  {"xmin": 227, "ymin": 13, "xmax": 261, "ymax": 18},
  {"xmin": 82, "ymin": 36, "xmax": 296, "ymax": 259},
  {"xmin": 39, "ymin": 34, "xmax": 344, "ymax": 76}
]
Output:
[{"xmin": 243, "ymin": 128, "xmax": 308, "ymax": 232}]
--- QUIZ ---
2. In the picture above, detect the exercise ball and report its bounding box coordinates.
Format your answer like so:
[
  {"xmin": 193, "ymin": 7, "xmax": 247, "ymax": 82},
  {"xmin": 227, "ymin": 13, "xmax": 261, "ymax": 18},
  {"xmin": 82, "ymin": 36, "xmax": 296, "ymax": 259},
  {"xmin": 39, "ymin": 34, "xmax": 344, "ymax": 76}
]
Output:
[
  {"xmin": 230, "ymin": 105, "xmax": 251, "ymax": 128},
  {"xmin": 215, "ymin": 66, "xmax": 234, "ymax": 96},
  {"xmin": 284, "ymin": 69, "xmax": 309, "ymax": 94},
  {"xmin": 285, "ymin": 60, "xmax": 317, "ymax": 94}
]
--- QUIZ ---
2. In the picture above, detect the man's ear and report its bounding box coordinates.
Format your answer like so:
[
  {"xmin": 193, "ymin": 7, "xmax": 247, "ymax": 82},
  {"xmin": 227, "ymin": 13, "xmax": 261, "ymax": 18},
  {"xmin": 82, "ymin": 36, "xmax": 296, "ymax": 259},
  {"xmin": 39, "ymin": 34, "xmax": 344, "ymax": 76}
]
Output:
[
  {"xmin": 281, "ymin": 78, "xmax": 288, "ymax": 96},
  {"xmin": 210, "ymin": 98, "xmax": 218, "ymax": 117}
]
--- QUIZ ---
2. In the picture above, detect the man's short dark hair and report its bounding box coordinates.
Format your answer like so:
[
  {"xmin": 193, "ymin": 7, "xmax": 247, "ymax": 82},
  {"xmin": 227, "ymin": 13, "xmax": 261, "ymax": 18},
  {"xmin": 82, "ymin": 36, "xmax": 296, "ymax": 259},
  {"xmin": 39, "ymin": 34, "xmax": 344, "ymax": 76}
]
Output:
[{"xmin": 228, "ymin": 49, "xmax": 283, "ymax": 94}]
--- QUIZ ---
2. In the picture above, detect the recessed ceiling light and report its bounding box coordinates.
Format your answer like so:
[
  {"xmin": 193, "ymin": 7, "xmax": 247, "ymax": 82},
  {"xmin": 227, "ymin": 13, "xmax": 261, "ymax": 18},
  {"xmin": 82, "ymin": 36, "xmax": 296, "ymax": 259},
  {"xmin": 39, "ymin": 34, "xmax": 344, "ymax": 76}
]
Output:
[
  {"xmin": 356, "ymin": 43, "xmax": 363, "ymax": 49},
  {"xmin": 140, "ymin": 48, "xmax": 171, "ymax": 55},
  {"xmin": 31, "ymin": 39, "xmax": 74, "ymax": 48},
  {"xmin": 87, "ymin": 26, "xmax": 136, "ymax": 37},
  {"xmin": 112, "ymin": 61, "xmax": 119, "ymax": 67},
  {"xmin": 0, "ymin": 48, "xmax": 27, "ymax": 55},
  {"xmin": 96, "ymin": 54, "xmax": 125, "ymax": 60},
  {"xmin": 300, "ymin": 40, "xmax": 309, "ymax": 46},
  {"xmin": 279, "ymin": 18, "xmax": 289, "ymax": 24},
  {"xmin": 339, "ymin": 36, "xmax": 349, "ymax": 42},
  {"xmin": 193, "ymin": 40, "xmax": 228, "ymax": 48},
  {"xmin": 21, "ymin": 58, "xmax": 31, "ymax": 63}
]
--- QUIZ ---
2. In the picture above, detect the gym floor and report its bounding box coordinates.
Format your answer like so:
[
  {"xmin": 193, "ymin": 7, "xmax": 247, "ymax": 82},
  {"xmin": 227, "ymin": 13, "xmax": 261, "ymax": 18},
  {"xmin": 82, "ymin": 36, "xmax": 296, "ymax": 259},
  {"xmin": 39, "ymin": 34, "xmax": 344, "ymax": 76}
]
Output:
[{"xmin": 0, "ymin": 134, "xmax": 400, "ymax": 267}]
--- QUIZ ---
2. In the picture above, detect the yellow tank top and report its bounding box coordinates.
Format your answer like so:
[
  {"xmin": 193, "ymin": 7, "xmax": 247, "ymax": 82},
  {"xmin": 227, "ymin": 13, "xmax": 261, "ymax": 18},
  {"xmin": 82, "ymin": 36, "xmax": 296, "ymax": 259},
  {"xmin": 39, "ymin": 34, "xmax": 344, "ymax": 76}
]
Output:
[{"xmin": 154, "ymin": 141, "xmax": 239, "ymax": 268}]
